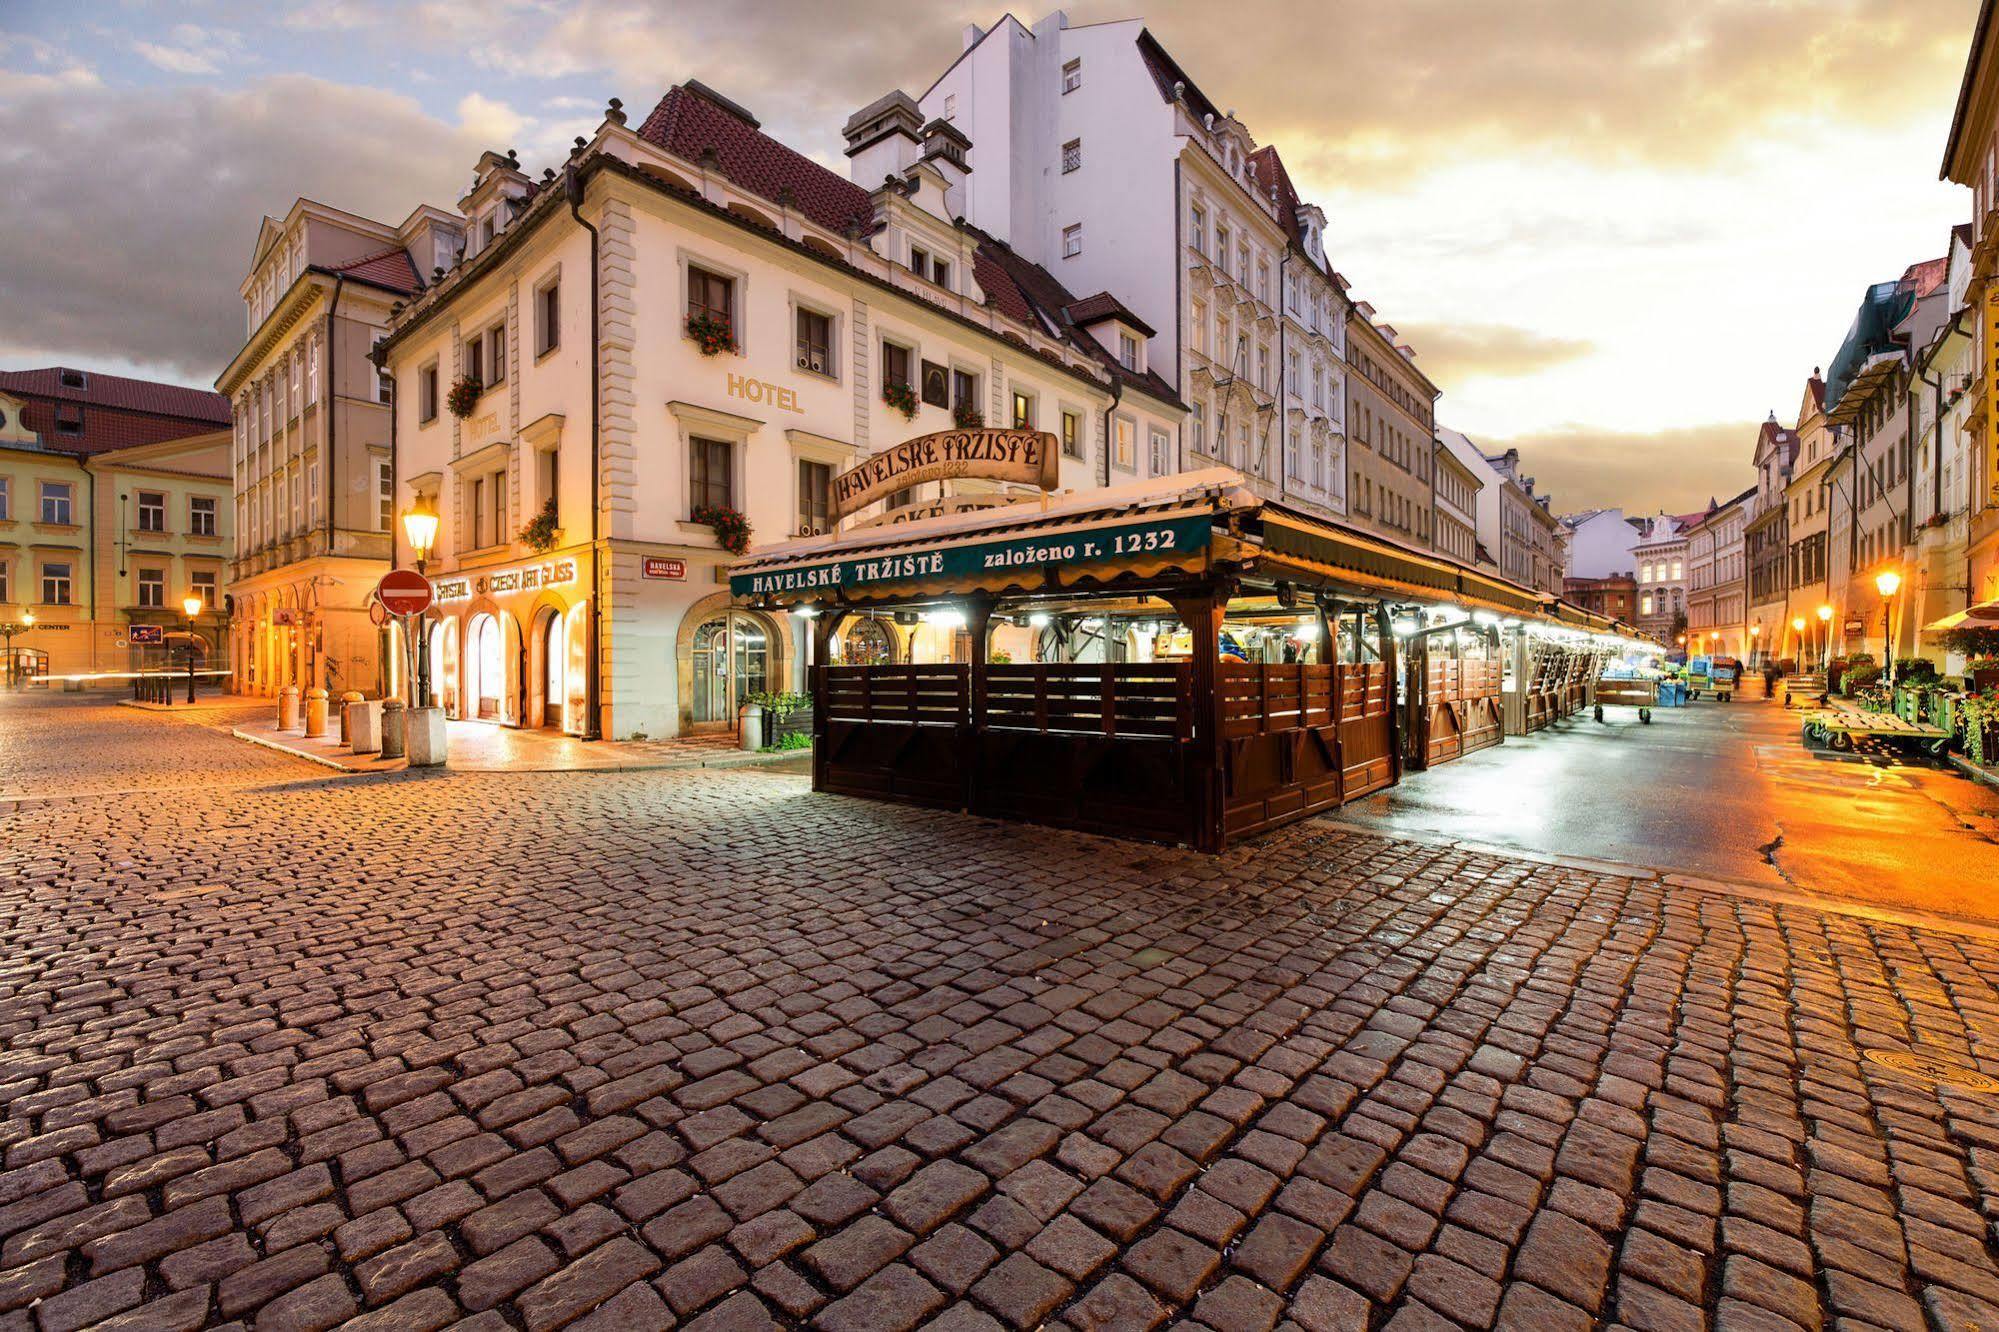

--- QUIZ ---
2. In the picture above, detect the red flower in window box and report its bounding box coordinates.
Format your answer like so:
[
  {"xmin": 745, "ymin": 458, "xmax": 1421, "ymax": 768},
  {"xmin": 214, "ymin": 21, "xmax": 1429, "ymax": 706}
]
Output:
[
  {"xmin": 952, "ymin": 400, "xmax": 985, "ymax": 429},
  {"xmin": 685, "ymin": 311, "xmax": 736, "ymax": 356},
  {"xmin": 446, "ymin": 375, "xmax": 482, "ymax": 419},
  {"xmin": 882, "ymin": 380, "xmax": 918, "ymax": 420},
  {"xmin": 692, "ymin": 504, "xmax": 753, "ymax": 555}
]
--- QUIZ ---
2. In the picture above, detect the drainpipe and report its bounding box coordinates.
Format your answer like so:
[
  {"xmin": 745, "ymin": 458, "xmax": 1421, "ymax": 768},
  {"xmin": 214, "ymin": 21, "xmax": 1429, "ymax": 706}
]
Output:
[
  {"xmin": 373, "ymin": 336, "xmax": 400, "ymax": 698},
  {"xmin": 318, "ymin": 274, "xmax": 346, "ymax": 692},
  {"xmin": 1277, "ymin": 247, "xmax": 1289, "ymax": 502},
  {"xmin": 566, "ymin": 164, "xmax": 603, "ymax": 740},
  {"xmin": 1101, "ymin": 373, "xmax": 1122, "ymax": 491}
]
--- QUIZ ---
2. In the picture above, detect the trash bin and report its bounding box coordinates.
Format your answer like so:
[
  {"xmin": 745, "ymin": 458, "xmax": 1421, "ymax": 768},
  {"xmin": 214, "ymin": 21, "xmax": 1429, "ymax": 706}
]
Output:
[{"xmin": 740, "ymin": 703, "xmax": 763, "ymax": 753}]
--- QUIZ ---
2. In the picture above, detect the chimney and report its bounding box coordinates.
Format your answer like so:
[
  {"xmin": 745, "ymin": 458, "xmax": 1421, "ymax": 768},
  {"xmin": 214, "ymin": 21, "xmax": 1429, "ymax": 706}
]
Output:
[
  {"xmin": 919, "ymin": 118, "xmax": 973, "ymax": 210},
  {"xmin": 842, "ymin": 90, "xmax": 924, "ymax": 187},
  {"xmin": 963, "ymin": 22, "xmax": 985, "ymax": 50}
]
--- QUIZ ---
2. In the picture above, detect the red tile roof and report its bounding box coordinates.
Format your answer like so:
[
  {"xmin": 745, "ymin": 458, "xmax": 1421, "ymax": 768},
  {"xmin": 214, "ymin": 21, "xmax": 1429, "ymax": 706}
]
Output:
[
  {"xmin": 1903, "ymin": 255, "xmax": 1948, "ymax": 299},
  {"xmin": 0, "ymin": 367, "xmax": 230, "ymax": 457},
  {"xmin": 636, "ymin": 84, "xmax": 877, "ymax": 237},
  {"xmin": 1135, "ymin": 29, "xmax": 1219, "ymax": 125},
  {"xmin": 330, "ymin": 246, "xmax": 420, "ymax": 295},
  {"xmin": 1065, "ymin": 292, "xmax": 1156, "ymax": 338}
]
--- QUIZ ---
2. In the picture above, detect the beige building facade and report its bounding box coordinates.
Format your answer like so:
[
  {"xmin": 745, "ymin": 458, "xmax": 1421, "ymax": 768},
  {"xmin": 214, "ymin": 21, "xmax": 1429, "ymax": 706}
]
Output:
[{"xmin": 1345, "ymin": 307, "xmax": 1439, "ymax": 550}]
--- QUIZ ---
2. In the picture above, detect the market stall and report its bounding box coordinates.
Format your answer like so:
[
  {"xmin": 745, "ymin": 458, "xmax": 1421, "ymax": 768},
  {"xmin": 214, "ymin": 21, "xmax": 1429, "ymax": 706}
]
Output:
[{"xmin": 731, "ymin": 464, "xmax": 1650, "ymax": 852}]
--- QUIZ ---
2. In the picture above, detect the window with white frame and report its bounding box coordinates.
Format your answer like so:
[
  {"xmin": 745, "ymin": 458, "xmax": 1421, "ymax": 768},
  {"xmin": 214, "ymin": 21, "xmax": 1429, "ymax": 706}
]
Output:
[
  {"xmin": 136, "ymin": 567, "xmax": 164, "ymax": 609},
  {"xmin": 1114, "ymin": 417, "xmax": 1135, "ymax": 470},
  {"xmin": 1062, "ymin": 139, "xmax": 1081, "ymax": 173},
  {"xmin": 1150, "ymin": 429, "xmax": 1169, "ymax": 475},
  {"xmin": 1062, "ymin": 224, "xmax": 1082, "ymax": 258},
  {"xmin": 377, "ymin": 460, "xmax": 393, "ymax": 532},
  {"xmin": 1191, "ymin": 300, "xmax": 1207, "ymax": 355},
  {"xmin": 1061, "ymin": 410, "xmax": 1082, "ymax": 459},
  {"xmin": 1191, "ymin": 400, "xmax": 1206, "ymax": 454},
  {"xmin": 39, "ymin": 481, "xmax": 73, "ymax": 525},
  {"xmin": 1118, "ymin": 333, "xmax": 1138, "ymax": 371},
  {"xmin": 137, "ymin": 490, "xmax": 165, "ymax": 533},
  {"xmin": 1062, "ymin": 58, "xmax": 1081, "ymax": 93},
  {"xmin": 41, "ymin": 561, "xmax": 71, "ymax": 605},
  {"xmin": 190, "ymin": 496, "xmax": 216, "ymax": 537},
  {"xmin": 687, "ymin": 266, "xmax": 735, "ymax": 337},
  {"xmin": 1190, "ymin": 204, "xmax": 1205, "ymax": 255},
  {"xmin": 306, "ymin": 340, "xmax": 320, "ymax": 404}
]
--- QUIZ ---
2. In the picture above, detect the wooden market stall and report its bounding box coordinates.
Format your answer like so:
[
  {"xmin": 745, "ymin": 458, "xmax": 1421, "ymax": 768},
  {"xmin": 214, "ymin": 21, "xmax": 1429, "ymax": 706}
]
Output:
[{"xmin": 730, "ymin": 462, "xmax": 1646, "ymax": 852}]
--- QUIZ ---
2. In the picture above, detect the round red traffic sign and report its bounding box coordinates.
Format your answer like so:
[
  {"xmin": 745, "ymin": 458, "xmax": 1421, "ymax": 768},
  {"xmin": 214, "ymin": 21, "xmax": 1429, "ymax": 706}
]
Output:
[{"xmin": 376, "ymin": 569, "xmax": 435, "ymax": 617}]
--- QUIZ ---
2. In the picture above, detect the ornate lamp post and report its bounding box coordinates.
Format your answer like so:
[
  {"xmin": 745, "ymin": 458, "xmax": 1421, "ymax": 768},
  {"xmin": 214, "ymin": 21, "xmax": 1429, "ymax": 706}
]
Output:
[
  {"xmin": 1874, "ymin": 568, "xmax": 1901, "ymax": 685},
  {"xmin": 402, "ymin": 496, "xmax": 440, "ymax": 706},
  {"xmin": 0, "ymin": 610, "xmax": 32, "ymax": 689},
  {"xmin": 181, "ymin": 594, "xmax": 204, "ymax": 703}
]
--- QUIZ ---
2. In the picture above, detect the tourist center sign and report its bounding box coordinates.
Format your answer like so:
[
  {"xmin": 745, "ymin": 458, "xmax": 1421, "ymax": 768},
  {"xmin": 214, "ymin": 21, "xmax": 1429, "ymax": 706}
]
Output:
[
  {"xmin": 830, "ymin": 427, "xmax": 1059, "ymax": 520},
  {"xmin": 731, "ymin": 511, "xmax": 1210, "ymax": 600}
]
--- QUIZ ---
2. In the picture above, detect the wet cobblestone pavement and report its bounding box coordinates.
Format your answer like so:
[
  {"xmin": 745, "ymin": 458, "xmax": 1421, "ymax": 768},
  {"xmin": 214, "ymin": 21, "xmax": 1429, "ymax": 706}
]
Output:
[{"xmin": 6, "ymin": 695, "xmax": 1999, "ymax": 1330}]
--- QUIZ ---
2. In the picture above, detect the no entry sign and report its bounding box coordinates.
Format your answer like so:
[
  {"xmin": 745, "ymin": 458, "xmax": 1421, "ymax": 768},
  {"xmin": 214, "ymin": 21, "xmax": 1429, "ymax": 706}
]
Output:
[{"xmin": 376, "ymin": 569, "xmax": 435, "ymax": 617}]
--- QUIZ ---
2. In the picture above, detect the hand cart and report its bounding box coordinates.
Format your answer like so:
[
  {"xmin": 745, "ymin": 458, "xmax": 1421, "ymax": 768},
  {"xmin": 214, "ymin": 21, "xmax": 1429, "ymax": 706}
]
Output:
[{"xmin": 1594, "ymin": 677, "xmax": 1656, "ymax": 724}]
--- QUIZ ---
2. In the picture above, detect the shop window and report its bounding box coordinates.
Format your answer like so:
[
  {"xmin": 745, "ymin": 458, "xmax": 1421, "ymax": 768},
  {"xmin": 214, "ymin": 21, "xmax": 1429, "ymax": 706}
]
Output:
[
  {"xmin": 798, "ymin": 460, "xmax": 832, "ymax": 536},
  {"xmin": 137, "ymin": 490, "xmax": 166, "ymax": 533},
  {"xmin": 796, "ymin": 308, "xmax": 833, "ymax": 377},
  {"xmin": 690, "ymin": 436, "xmax": 733, "ymax": 513}
]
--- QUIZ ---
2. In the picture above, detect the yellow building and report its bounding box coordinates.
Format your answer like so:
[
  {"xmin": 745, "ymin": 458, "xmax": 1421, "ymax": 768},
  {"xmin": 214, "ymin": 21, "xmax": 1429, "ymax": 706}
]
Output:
[{"xmin": 0, "ymin": 369, "xmax": 233, "ymax": 681}]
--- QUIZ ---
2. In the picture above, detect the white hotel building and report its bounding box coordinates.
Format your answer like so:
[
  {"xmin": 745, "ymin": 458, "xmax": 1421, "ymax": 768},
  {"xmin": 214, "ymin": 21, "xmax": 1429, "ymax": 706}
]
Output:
[
  {"xmin": 897, "ymin": 13, "xmax": 1355, "ymax": 520},
  {"xmin": 378, "ymin": 85, "xmax": 1183, "ymax": 741}
]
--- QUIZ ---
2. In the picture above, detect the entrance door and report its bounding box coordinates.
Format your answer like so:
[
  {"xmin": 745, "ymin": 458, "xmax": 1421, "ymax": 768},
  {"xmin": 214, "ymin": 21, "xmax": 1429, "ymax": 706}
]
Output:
[
  {"xmin": 542, "ymin": 614, "xmax": 565, "ymax": 730},
  {"xmin": 690, "ymin": 612, "xmax": 769, "ymax": 731},
  {"xmin": 472, "ymin": 615, "xmax": 502, "ymax": 720}
]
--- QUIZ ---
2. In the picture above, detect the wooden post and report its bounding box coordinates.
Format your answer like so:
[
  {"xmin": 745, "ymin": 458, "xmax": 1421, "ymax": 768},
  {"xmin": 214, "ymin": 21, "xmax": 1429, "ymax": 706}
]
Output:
[
  {"xmin": 964, "ymin": 595, "xmax": 996, "ymax": 816},
  {"xmin": 1377, "ymin": 604, "xmax": 1404, "ymax": 787},
  {"xmin": 811, "ymin": 612, "xmax": 838, "ymax": 792},
  {"xmin": 1166, "ymin": 586, "xmax": 1225, "ymax": 853}
]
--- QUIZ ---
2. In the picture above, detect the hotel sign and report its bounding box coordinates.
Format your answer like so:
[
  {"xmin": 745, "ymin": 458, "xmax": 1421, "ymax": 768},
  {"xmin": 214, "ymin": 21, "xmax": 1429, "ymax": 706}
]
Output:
[
  {"xmin": 436, "ymin": 557, "xmax": 577, "ymax": 604},
  {"xmin": 731, "ymin": 511, "xmax": 1210, "ymax": 600},
  {"xmin": 830, "ymin": 428, "xmax": 1059, "ymax": 520}
]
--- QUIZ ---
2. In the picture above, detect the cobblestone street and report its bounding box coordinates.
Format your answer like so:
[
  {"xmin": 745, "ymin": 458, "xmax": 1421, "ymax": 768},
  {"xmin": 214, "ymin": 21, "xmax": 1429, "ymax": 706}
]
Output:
[{"xmin": 8, "ymin": 695, "xmax": 1999, "ymax": 1330}]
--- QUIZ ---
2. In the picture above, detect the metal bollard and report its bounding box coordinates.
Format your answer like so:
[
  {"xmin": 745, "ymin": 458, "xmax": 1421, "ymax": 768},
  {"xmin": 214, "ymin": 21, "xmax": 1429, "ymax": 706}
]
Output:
[
  {"xmin": 380, "ymin": 698, "xmax": 407, "ymax": 760},
  {"xmin": 303, "ymin": 687, "xmax": 329, "ymax": 738},
  {"xmin": 278, "ymin": 685, "xmax": 300, "ymax": 730},
  {"xmin": 337, "ymin": 691, "xmax": 363, "ymax": 743}
]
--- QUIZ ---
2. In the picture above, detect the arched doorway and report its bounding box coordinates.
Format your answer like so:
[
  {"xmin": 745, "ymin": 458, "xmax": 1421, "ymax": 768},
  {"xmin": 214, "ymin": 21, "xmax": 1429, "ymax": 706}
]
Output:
[
  {"xmin": 466, "ymin": 613, "xmax": 503, "ymax": 720},
  {"xmin": 689, "ymin": 611, "xmax": 769, "ymax": 732},
  {"xmin": 539, "ymin": 610, "xmax": 565, "ymax": 730},
  {"xmin": 838, "ymin": 616, "xmax": 895, "ymax": 666}
]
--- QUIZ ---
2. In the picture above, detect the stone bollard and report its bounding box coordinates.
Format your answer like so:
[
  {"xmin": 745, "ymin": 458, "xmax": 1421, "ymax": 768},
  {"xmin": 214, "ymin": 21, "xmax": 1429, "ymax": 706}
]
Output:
[
  {"xmin": 337, "ymin": 691, "xmax": 364, "ymax": 743},
  {"xmin": 303, "ymin": 687, "xmax": 330, "ymax": 738},
  {"xmin": 739, "ymin": 703, "xmax": 763, "ymax": 752},
  {"xmin": 347, "ymin": 699, "xmax": 384, "ymax": 754},
  {"xmin": 406, "ymin": 705, "xmax": 448, "ymax": 768},
  {"xmin": 278, "ymin": 685, "xmax": 300, "ymax": 730},
  {"xmin": 380, "ymin": 699, "xmax": 407, "ymax": 760}
]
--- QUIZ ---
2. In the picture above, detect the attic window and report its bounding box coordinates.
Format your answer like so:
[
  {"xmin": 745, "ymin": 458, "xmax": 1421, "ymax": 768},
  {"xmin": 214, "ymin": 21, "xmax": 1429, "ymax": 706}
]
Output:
[
  {"xmin": 59, "ymin": 369, "xmax": 87, "ymax": 390},
  {"xmin": 54, "ymin": 403, "xmax": 83, "ymax": 435},
  {"xmin": 1063, "ymin": 59, "xmax": 1081, "ymax": 94}
]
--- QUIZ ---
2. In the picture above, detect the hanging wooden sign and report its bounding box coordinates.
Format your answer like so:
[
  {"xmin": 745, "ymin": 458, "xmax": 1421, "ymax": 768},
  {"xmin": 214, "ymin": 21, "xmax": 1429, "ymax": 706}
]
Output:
[{"xmin": 830, "ymin": 427, "xmax": 1060, "ymax": 521}]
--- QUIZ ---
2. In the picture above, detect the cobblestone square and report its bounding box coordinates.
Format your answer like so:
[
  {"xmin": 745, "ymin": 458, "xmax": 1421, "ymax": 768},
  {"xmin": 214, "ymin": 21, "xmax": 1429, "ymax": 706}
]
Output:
[{"xmin": 6, "ymin": 696, "xmax": 1999, "ymax": 1330}]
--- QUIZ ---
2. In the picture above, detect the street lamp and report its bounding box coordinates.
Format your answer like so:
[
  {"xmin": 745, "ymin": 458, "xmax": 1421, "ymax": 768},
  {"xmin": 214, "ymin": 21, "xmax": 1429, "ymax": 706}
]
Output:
[
  {"xmin": 1875, "ymin": 568, "xmax": 1901, "ymax": 684},
  {"xmin": 1817, "ymin": 604, "xmax": 1833, "ymax": 671},
  {"xmin": 402, "ymin": 497, "xmax": 440, "ymax": 705},
  {"xmin": 0, "ymin": 610, "xmax": 32, "ymax": 690},
  {"xmin": 181, "ymin": 594, "xmax": 204, "ymax": 703}
]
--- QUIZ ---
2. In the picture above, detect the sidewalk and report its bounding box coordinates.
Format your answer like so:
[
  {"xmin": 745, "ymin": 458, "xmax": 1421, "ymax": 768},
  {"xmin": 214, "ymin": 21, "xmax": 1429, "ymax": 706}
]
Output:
[{"xmin": 228, "ymin": 710, "xmax": 807, "ymax": 774}]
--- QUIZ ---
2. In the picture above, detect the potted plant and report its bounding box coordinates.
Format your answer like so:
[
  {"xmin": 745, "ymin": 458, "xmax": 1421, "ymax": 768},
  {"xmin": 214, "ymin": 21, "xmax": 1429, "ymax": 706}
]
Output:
[
  {"xmin": 519, "ymin": 498, "xmax": 559, "ymax": 553},
  {"xmin": 952, "ymin": 400, "xmax": 985, "ymax": 429},
  {"xmin": 748, "ymin": 690, "xmax": 812, "ymax": 749},
  {"xmin": 1841, "ymin": 659, "xmax": 1881, "ymax": 696},
  {"xmin": 883, "ymin": 380, "xmax": 918, "ymax": 421},
  {"xmin": 447, "ymin": 375, "xmax": 482, "ymax": 419},
  {"xmin": 1941, "ymin": 626, "xmax": 1999, "ymax": 689},
  {"xmin": 691, "ymin": 504, "xmax": 752, "ymax": 555},
  {"xmin": 685, "ymin": 311, "xmax": 736, "ymax": 356},
  {"xmin": 1972, "ymin": 656, "xmax": 1999, "ymax": 694}
]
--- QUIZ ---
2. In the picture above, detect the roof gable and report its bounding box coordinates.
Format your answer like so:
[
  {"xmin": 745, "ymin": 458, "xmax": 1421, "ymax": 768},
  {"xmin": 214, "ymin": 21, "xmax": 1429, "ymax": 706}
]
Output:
[{"xmin": 636, "ymin": 84, "xmax": 877, "ymax": 236}]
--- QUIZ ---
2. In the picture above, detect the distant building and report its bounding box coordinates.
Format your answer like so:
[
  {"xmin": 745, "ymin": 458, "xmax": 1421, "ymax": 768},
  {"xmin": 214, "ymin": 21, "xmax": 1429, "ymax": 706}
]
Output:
[
  {"xmin": 1483, "ymin": 447, "xmax": 1563, "ymax": 595},
  {"xmin": 1632, "ymin": 507, "xmax": 1707, "ymax": 643},
  {"xmin": 1563, "ymin": 572, "xmax": 1636, "ymax": 622},
  {"xmin": 1744, "ymin": 414, "xmax": 1798, "ymax": 664},
  {"xmin": 1559, "ymin": 506, "xmax": 1641, "ymax": 580},
  {"xmin": 1436, "ymin": 427, "xmax": 1505, "ymax": 572},
  {"xmin": 1431, "ymin": 438, "xmax": 1483, "ymax": 568},
  {"xmin": 1685, "ymin": 487, "xmax": 1754, "ymax": 656},
  {"xmin": 1941, "ymin": 9, "xmax": 1999, "ymax": 615},
  {"xmin": 0, "ymin": 367, "xmax": 233, "ymax": 680}
]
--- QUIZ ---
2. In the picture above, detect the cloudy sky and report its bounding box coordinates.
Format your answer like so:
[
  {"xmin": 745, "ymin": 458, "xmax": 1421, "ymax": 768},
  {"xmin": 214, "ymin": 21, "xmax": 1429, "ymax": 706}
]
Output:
[{"xmin": 0, "ymin": 0, "xmax": 1978, "ymax": 512}]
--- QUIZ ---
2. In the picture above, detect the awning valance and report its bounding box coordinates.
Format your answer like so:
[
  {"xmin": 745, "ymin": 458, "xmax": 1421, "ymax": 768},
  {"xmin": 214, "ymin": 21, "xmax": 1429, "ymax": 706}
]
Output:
[{"xmin": 1924, "ymin": 598, "xmax": 1999, "ymax": 632}]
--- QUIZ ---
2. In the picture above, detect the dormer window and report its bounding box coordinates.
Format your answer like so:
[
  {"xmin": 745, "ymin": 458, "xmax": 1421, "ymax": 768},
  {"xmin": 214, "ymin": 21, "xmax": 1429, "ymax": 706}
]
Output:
[
  {"xmin": 1119, "ymin": 333, "xmax": 1138, "ymax": 372},
  {"xmin": 910, "ymin": 245, "xmax": 928, "ymax": 277},
  {"xmin": 479, "ymin": 216, "xmax": 496, "ymax": 251},
  {"xmin": 59, "ymin": 369, "xmax": 86, "ymax": 391}
]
